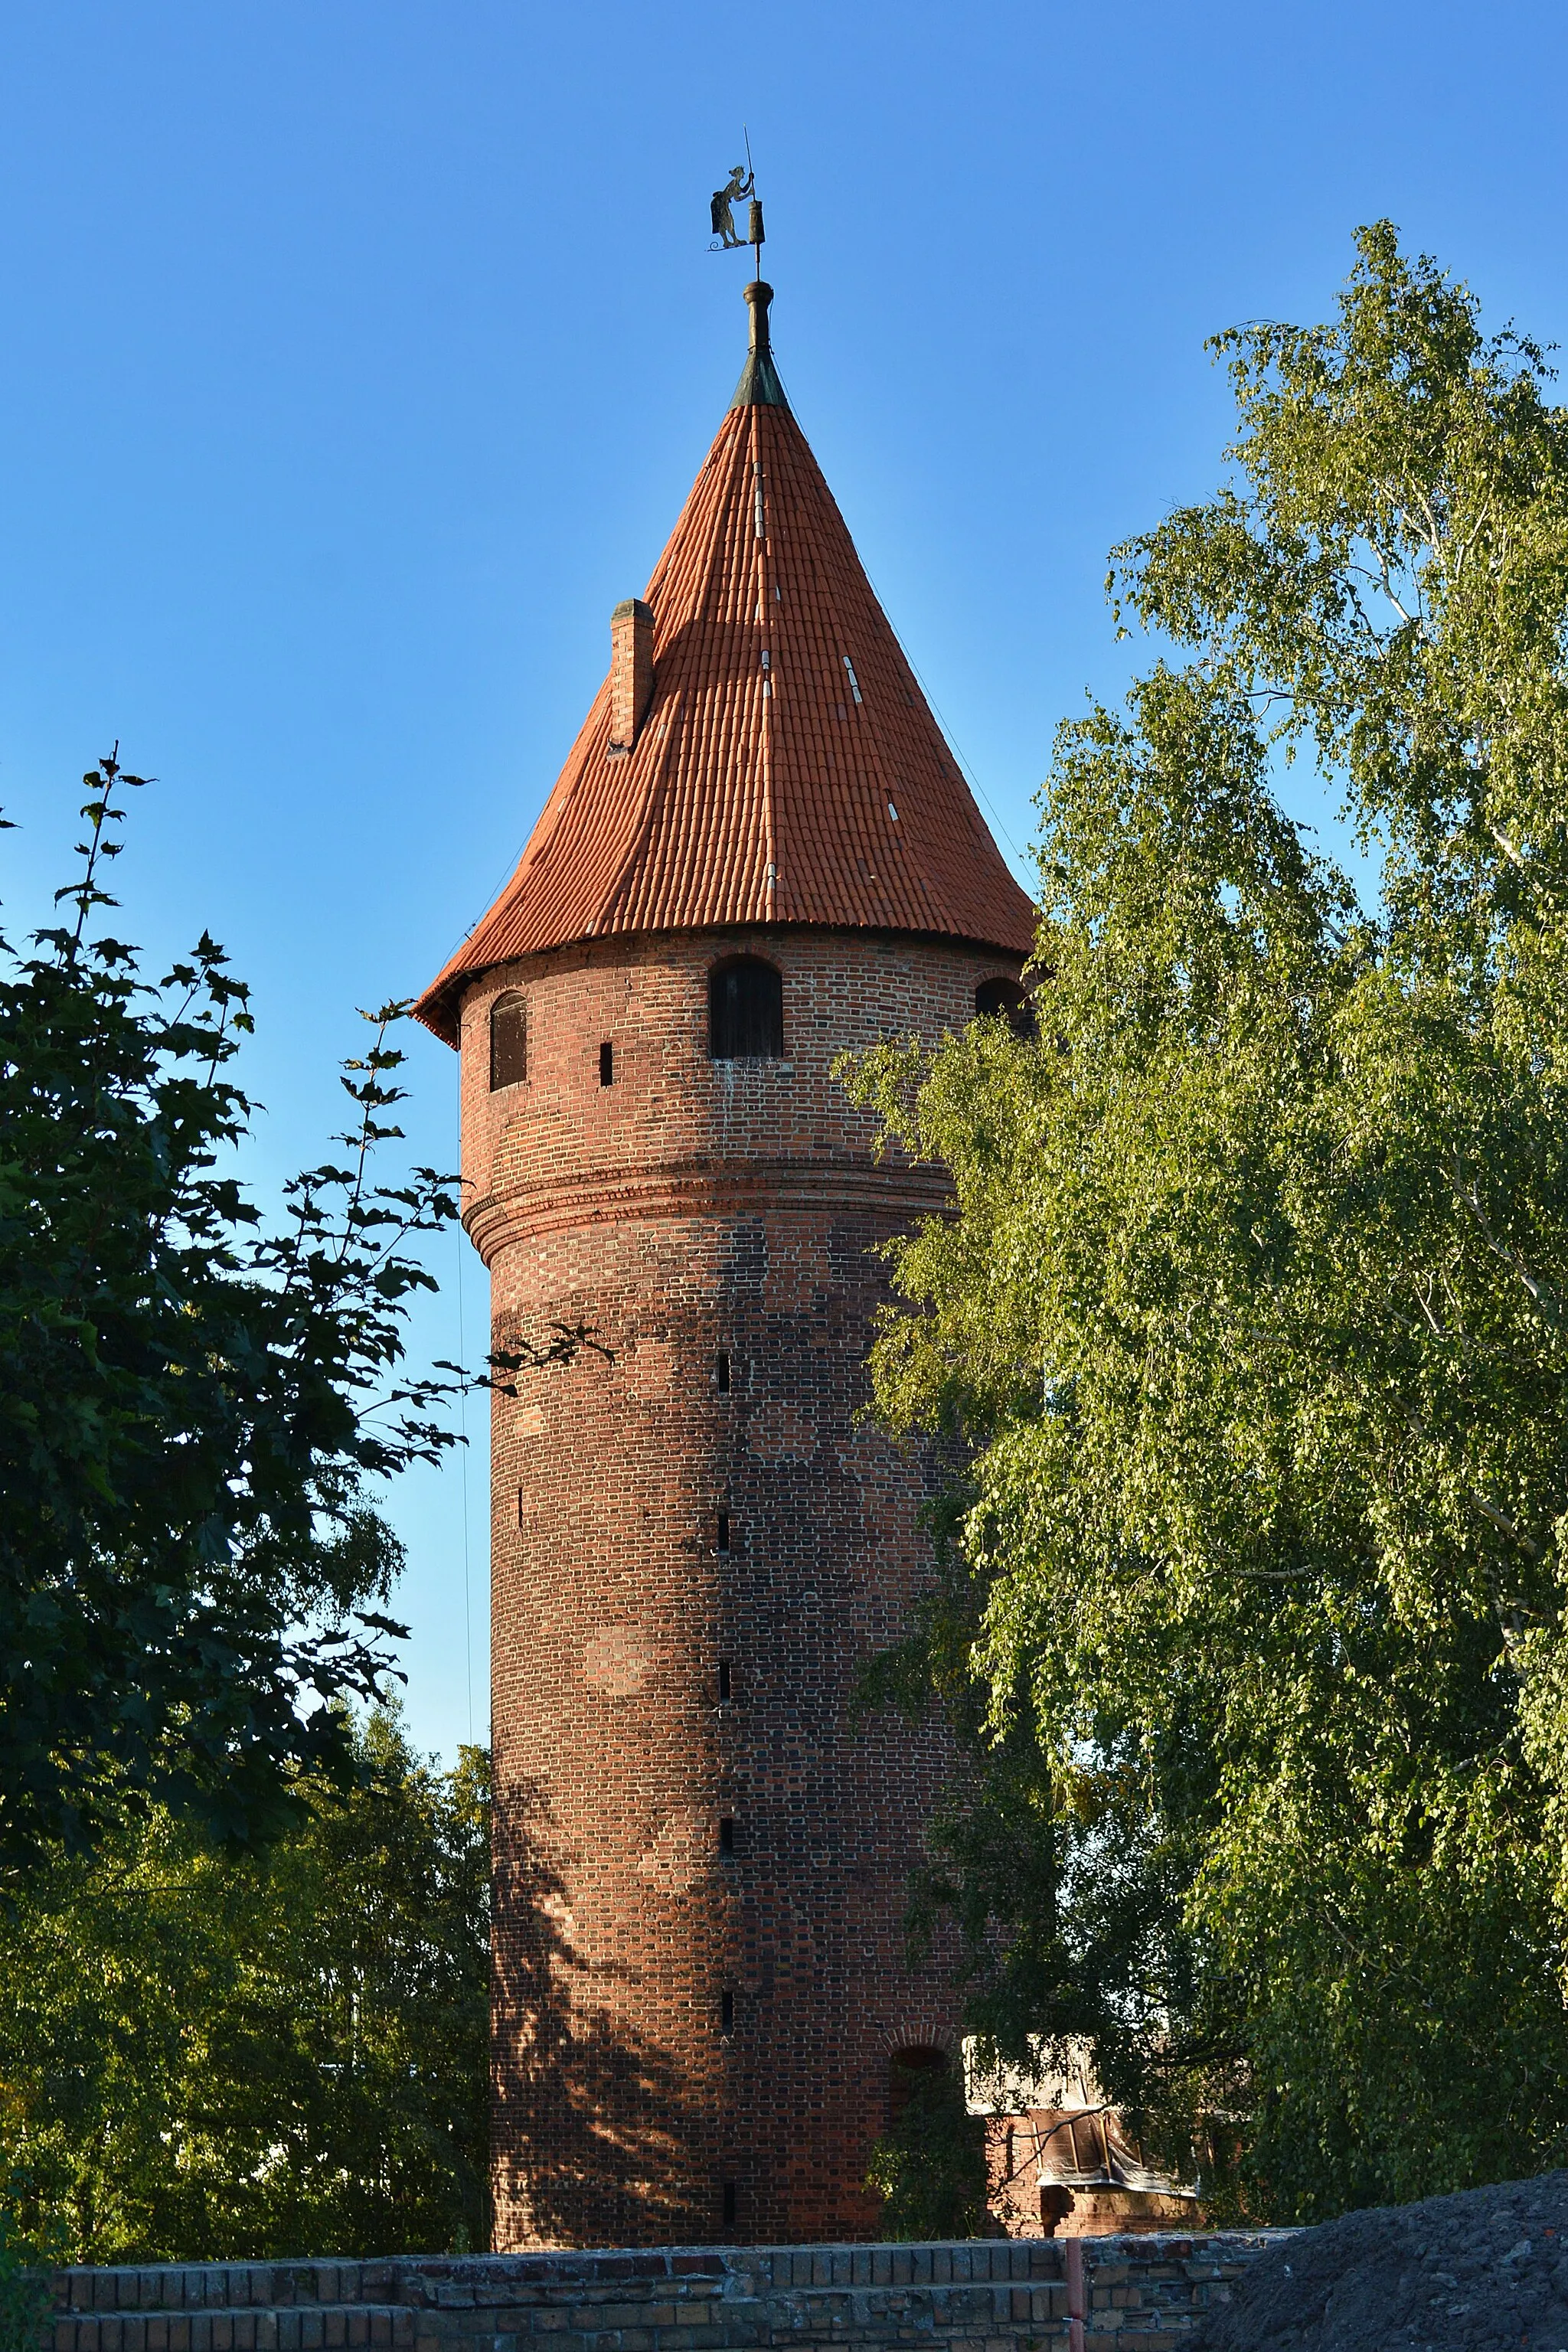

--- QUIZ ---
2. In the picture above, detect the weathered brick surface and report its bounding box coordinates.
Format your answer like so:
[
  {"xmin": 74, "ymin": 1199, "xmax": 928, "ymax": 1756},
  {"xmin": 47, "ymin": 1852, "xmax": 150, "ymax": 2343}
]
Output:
[
  {"xmin": 459, "ymin": 928, "xmax": 1023, "ymax": 2247},
  {"xmin": 47, "ymin": 2241, "xmax": 1289, "ymax": 2352}
]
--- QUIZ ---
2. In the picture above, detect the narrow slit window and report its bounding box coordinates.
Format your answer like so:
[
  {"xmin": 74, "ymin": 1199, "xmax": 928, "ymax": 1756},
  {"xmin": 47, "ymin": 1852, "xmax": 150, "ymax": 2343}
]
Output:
[
  {"xmin": 718, "ymin": 1659, "xmax": 732, "ymax": 1704},
  {"xmin": 489, "ymin": 991, "xmax": 527, "ymax": 1090},
  {"xmin": 717, "ymin": 1511, "xmax": 730, "ymax": 1553},
  {"xmin": 721, "ymin": 1988, "xmax": 735, "ymax": 2034},
  {"xmin": 722, "ymin": 2181, "xmax": 737, "ymax": 2228},
  {"xmin": 716, "ymin": 1350, "xmax": 731, "ymax": 1393},
  {"xmin": 719, "ymin": 1817, "xmax": 736, "ymax": 1857},
  {"xmin": 599, "ymin": 1040, "xmax": 614, "ymax": 1086},
  {"xmin": 517, "ymin": 1488, "xmax": 526, "ymax": 1529}
]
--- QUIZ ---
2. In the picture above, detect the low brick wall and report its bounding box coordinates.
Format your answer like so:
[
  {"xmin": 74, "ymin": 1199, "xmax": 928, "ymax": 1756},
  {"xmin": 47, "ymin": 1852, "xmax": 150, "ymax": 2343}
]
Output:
[{"xmin": 46, "ymin": 2236, "xmax": 1291, "ymax": 2352}]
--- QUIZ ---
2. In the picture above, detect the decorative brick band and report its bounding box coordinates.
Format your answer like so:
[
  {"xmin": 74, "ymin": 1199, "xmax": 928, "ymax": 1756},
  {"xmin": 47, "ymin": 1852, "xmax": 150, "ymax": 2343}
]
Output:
[
  {"xmin": 462, "ymin": 1159, "xmax": 953, "ymax": 1258},
  {"xmin": 46, "ymin": 2234, "xmax": 1293, "ymax": 2352}
]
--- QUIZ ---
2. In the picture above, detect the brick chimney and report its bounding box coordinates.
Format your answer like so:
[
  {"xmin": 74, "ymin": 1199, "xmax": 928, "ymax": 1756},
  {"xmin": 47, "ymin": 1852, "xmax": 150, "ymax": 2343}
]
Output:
[{"xmin": 609, "ymin": 597, "xmax": 654, "ymax": 752}]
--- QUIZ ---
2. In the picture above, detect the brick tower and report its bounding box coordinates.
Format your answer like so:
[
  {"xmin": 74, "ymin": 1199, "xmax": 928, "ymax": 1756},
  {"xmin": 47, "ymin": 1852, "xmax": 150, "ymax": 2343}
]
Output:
[{"xmin": 416, "ymin": 281, "xmax": 1035, "ymax": 2251}]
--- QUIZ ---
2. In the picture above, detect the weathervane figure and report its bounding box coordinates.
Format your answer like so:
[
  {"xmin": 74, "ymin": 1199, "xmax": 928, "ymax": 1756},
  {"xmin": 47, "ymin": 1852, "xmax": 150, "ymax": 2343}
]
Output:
[{"xmin": 708, "ymin": 162, "xmax": 753, "ymax": 250}]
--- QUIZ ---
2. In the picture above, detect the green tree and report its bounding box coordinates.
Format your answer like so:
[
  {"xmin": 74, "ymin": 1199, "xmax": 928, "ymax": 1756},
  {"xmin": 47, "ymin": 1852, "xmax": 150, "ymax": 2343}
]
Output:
[
  {"xmin": 848, "ymin": 225, "xmax": 1568, "ymax": 2220},
  {"xmin": 0, "ymin": 756, "xmax": 459, "ymax": 1872},
  {"xmin": 0, "ymin": 2200, "xmax": 49, "ymax": 2352},
  {"xmin": 865, "ymin": 2059, "xmax": 990, "ymax": 2241},
  {"xmin": 0, "ymin": 1710, "xmax": 489, "ymax": 2261}
]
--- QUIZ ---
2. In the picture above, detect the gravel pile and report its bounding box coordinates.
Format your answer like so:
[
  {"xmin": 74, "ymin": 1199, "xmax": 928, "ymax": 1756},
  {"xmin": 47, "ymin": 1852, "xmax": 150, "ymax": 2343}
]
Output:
[{"xmin": 1196, "ymin": 2172, "xmax": 1568, "ymax": 2351}]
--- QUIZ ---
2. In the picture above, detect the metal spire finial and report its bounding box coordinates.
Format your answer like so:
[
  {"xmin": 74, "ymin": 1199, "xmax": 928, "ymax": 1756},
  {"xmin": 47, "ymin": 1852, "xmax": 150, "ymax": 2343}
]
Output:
[{"xmin": 731, "ymin": 277, "xmax": 786, "ymax": 409}]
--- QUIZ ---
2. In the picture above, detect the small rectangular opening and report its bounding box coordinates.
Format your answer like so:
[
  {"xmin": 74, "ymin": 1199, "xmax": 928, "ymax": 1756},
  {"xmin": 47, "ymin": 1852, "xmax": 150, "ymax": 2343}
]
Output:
[
  {"xmin": 718, "ymin": 1659, "xmax": 732, "ymax": 1704},
  {"xmin": 721, "ymin": 1988, "xmax": 735, "ymax": 2034},
  {"xmin": 489, "ymin": 993, "xmax": 527, "ymax": 1090},
  {"xmin": 719, "ymin": 1816, "xmax": 735, "ymax": 1857},
  {"xmin": 722, "ymin": 2180, "xmax": 737, "ymax": 2229},
  {"xmin": 599, "ymin": 1040, "xmax": 614, "ymax": 1086},
  {"xmin": 717, "ymin": 1512, "xmax": 730, "ymax": 1553},
  {"xmin": 517, "ymin": 1488, "xmax": 525, "ymax": 1529},
  {"xmin": 716, "ymin": 1349, "xmax": 730, "ymax": 1393}
]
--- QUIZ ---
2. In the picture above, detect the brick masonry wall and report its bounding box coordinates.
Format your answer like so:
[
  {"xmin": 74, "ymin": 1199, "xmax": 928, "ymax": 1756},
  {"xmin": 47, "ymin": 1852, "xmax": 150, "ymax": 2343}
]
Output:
[
  {"xmin": 46, "ymin": 2236, "xmax": 1293, "ymax": 2352},
  {"xmin": 457, "ymin": 927, "xmax": 1022, "ymax": 2251}
]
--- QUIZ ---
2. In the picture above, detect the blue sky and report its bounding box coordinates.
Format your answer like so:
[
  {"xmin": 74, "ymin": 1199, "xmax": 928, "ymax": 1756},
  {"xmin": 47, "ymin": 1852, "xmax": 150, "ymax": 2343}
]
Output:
[{"xmin": 2, "ymin": 1, "xmax": 1563, "ymax": 1765}]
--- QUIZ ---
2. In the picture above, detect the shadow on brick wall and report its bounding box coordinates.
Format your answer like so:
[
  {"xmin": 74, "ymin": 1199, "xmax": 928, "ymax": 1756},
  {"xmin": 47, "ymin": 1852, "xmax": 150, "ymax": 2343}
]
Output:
[{"xmin": 489, "ymin": 1777, "xmax": 708, "ymax": 2249}]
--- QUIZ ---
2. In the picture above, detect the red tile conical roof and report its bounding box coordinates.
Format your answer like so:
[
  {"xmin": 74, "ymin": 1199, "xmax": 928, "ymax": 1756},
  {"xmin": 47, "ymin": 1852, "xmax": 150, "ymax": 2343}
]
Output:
[{"xmin": 416, "ymin": 285, "xmax": 1035, "ymax": 1042}]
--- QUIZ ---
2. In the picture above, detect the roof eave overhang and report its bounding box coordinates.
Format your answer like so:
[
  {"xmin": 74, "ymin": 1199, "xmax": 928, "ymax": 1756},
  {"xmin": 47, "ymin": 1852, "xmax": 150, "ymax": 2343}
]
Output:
[{"xmin": 413, "ymin": 912, "xmax": 1038, "ymax": 1051}]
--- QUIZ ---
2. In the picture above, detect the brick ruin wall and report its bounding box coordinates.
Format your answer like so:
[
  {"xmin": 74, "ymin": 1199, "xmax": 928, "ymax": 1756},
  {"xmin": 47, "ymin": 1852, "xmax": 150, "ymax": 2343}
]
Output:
[
  {"xmin": 45, "ymin": 2236, "xmax": 1291, "ymax": 2352},
  {"xmin": 459, "ymin": 929, "xmax": 1022, "ymax": 2249}
]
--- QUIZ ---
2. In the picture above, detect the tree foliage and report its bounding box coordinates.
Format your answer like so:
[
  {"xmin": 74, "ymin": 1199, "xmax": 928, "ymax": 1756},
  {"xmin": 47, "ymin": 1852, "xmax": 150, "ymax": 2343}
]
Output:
[
  {"xmin": 0, "ymin": 757, "xmax": 460, "ymax": 1871},
  {"xmin": 0, "ymin": 1710, "xmax": 488, "ymax": 2261},
  {"xmin": 864, "ymin": 2060, "xmax": 990, "ymax": 2242},
  {"xmin": 0, "ymin": 2203, "xmax": 49, "ymax": 2352},
  {"xmin": 848, "ymin": 225, "xmax": 1568, "ymax": 2220}
]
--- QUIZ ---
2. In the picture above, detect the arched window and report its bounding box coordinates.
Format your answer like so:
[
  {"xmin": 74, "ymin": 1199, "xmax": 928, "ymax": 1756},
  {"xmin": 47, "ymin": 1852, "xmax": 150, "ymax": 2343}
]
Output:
[
  {"xmin": 887, "ymin": 2044, "xmax": 949, "ymax": 2127},
  {"xmin": 489, "ymin": 991, "xmax": 528, "ymax": 1089},
  {"xmin": 975, "ymin": 975, "xmax": 1036, "ymax": 1040},
  {"xmin": 709, "ymin": 957, "xmax": 784, "ymax": 1060}
]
